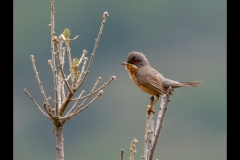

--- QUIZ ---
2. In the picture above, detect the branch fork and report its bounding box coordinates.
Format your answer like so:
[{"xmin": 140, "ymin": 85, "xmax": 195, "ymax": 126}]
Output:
[{"xmin": 24, "ymin": 1, "xmax": 112, "ymax": 159}]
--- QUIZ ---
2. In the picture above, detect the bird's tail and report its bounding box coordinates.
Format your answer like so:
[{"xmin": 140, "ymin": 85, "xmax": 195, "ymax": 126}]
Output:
[{"xmin": 179, "ymin": 81, "xmax": 203, "ymax": 87}]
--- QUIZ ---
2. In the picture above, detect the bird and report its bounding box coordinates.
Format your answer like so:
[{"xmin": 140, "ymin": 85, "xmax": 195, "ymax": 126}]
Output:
[{"xmin": 122, "ymin": 51, "xmax": 202, "ymax": 113}]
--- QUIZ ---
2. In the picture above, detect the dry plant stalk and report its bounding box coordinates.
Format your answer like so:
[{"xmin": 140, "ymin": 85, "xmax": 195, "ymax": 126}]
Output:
[
  {"xmin": 120, "ymin": 149, "xmax": 124, "ymax": 160},
  {"xmin": 24, "ymin": 0, "xmax": 115, "ymax": 160},
  {"xmin": 144, "ymin": 88, "xmax": 172, "ymax": 160},
  {"xmin": 121, "ymin": 88, "xmax": 172, "ymax": 160},
  {"xmin": 130, "ymin": 138, "xmax": 138, "ymax": 160}
]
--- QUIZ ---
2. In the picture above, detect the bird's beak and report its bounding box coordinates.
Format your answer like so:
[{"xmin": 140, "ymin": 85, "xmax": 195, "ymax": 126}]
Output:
[{"xmin": 122, "ymin": 62, "xmax": 139, "ymax": 72}]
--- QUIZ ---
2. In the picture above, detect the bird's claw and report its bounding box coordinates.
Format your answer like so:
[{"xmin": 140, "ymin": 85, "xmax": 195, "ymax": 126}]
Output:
[
  {"xmin": 167, "ymin": 87, "xmax": 175, "ymax": 95},
  {"xmin": 147, "ymin": 105, "xmax": 155, "ymax": 114}
]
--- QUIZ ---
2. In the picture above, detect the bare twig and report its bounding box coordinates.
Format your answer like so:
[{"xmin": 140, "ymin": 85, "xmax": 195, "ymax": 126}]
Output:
[
  {"xmin": 78, "ymin": 49, "xmax": 87, "ymax": 67},
  {"xmin": 60, "ymin": 90, "xmax": 103, "ymax": 121},
  {"xmin": 66, "ymin": 42, "xmax": 73, "ymax": 84},
  {"xmin": 57, "ymin": 74, "xmax": 62, "ymax": 116},
  {"xmin": 71, "ymin": 76, "xmax": 115, "ymax": 101},
  {"xmin": 142, "ymin": 96, "xmax": 155, "ymax": 160},
  {"xmin": 24, "ymin": 89, "xmax": 52, "ymax": 120},
  {"xmin": 66, "ymin": 76, "xmax": 101, "ymax": 115},
  {"xmin": 120, "ymin": 149, "xmax": 124, "ymax": 160},
  {"xmin": 55, "ymin": 53, "xmax": 73, "ymax": 94},
  {"xmin": 26, "ymin": 1, "xmax": 113, "ymax": 160},
  {"xmin": 130, "ymin": 138, "xmax": 138, "ymax": 160},
  {"xmin": 149, "ymin": 97, "xmax": 155, "ymax": 155},
  {"xmin": 148, "ymin": 88, "xmax": 172, "ymax": 160},
  {"xmin": 59, "ymin": 92, "xmax": 74, "ymax": 116},
  {"xmin": 75, "ymin": 12, "xmax": 109, "ymax": 91},
  {"xmin": 63, "ymin": 79, "xmax": 73, "ymax": 94},
  {"xmin": 58, "ymin": 39, "xmax": 66, "ymax": 101},
  {"xmin": 58, "ymin": 35, "xmax": 64, "ymax": 67},
  {"xmin": 76, "ymin": 57, "xmax": 88, "ymax": 87},
  {"xmin": 143, "ymin": 113, "xmax": 150, "ymax": 160},
  {"xmin": 66, "ymin": 90, "xmax": 85, "ymax": 116},
  {"xmin": 72, "ymin": 97, "xmax": 88, "ymax": 114},
  {"xmin": 30, "ymin": 55, "xmax": 52, "ymax": 112},
  {"xmin": 49, "ymin": 0, "xmax": 58, "ymax": 112},
  {"xmin": 74, "ymin": 90, "xmax": 103, "ymax": 114},
  {"xmin": 90, "ymin": 77, "xmax": 101, "ymax": 93},
  {"xmin": 66, "ymin": 74, "xmax": 71, "ymax": 81},
  {"xmin": 76, "ymin": 50, "xmax": 87, "ymax": 85},
  {"xmin": 61, "ymin": 78, "xmax": 66, "ymax": 101}
]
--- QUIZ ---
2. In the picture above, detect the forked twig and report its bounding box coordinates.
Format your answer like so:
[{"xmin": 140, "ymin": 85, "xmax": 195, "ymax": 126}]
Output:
[
  {"xmin": 75, "ymin": 12, "xmax": 109, "ymax": 91},
  {"xmin": 30, "ymin": 55, "xmax": 52, "ymax": 112},
  {"xmin": 148, "ymin": 88, "xmax": 172, "ymax": 160},
  {"xmin": 24, "ymin": 89, "xmax": 52, "ymax": 120}
]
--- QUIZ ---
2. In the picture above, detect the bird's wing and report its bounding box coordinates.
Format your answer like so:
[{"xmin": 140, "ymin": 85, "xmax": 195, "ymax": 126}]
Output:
[
  {"xmin": 136, "ymin": 68, "xmax": 167, "ymax": 95},
  {"xmin": 161, "ymin": 77, "xmax": 183, "ymax": 88}
]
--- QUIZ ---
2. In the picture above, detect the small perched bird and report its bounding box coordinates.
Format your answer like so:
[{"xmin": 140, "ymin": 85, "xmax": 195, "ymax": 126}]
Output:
[{"xmin": 122, "ymin": 51, "xmax": 202, "ymax": 113}]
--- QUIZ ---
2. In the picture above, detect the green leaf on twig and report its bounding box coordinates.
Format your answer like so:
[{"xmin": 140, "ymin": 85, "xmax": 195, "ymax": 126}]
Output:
[
  {"xmin": 63, "ymin": 28, "xmax": 70, "ymax": 39},
  {"xmin": 72, "ymin": 58, "xmax": 79, "ymax": 66}
]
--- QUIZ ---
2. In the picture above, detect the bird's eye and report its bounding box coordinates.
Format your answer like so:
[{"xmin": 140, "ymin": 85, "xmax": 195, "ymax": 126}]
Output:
[{"xmin": 133, "ymin": 60, "xmax": 138, "ymax": 64}]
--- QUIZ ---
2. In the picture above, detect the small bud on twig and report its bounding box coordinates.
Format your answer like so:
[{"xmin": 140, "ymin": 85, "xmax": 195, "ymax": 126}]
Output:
[
  {"xmin": 111, "ymin": 76, "xmax": 116, "ymax": 80},
  {"xmin": 98, "ymin": 90, "xmax": 103, "ymax": 96}
]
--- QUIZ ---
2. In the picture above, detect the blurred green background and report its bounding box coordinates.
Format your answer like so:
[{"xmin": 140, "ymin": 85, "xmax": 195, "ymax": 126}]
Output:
[{"xmin": 14, "ymin": 0, "xmax": 226, "ymax": 160}]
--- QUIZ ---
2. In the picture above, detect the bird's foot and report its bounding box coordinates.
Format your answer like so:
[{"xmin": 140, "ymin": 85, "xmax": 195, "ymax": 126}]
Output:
[
  {"xmin": 147, "ymin": 105, "xmax": 155, "ymax": 114},
  {"xmin": 167, "ymin": 87, "xmax": 175, "ymax": 95}
]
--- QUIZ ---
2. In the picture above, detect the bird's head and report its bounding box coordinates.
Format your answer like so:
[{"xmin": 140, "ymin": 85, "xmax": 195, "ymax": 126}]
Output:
[{"xmin": 122, "ymin": 51, "xmax": 150, "ymax": 70}]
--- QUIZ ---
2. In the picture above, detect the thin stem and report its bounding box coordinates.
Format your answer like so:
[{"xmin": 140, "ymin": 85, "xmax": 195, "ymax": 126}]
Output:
[
  {"xmin": 90, "ymin": 77, "xmax": 101, "ymax": 93},
  {"xmin": 57, "ymin": 74, "xmax": 62, "ymax": 117},
  {"xmin": 76, "ymin": 50, "xmax": 87, "ymax": 84},
  {"xmin": 143, "ymin": 112, "xmax": 150, "ymax": 160},
  {"xmin": 72, "ymin": 97, "xmax": 88, "ymax": 114},
  {"xmin": 76, "ymin": 57, "xmax": 88, "ymax": 86},
  {"xmin": 78, "ymin": 50, "xmax": 87, "ymax": 67},
  {"xmin": 130, "ymin": 138, "xmax": 138, "ymax": 160},
  {"xmin": 57, "ymin": 43, "xmax": 63, "ymax": 116},
  {"xmin": 60, "ymin": 90, "xmax": 103, "ymax": 121},
  {"xmin": 120, "ymin": 149, "xmax": 124, "ymax": 160},
  {"xmin": 24, "ymin": 89, "xmax": 52, "ymax": 120},
  {"xmin": 71, "ymin": 76, "xmax": 115, "ymax": 101},
  {"xmin": 48, "ymin": 59, "xmax": 59, "ymax": 116},
  {"xmin": 30, "ymin": 55, "xmax": 52, "ymax": 112},
  {"xmin": 148, "ymin": 88, "xmax": 172, "ymax": 160},
  {"xmin": 58, "ymin": 39, "xmax": 66, "ymax": 101},
  {"xmin": 56, "ymin": 54, "xmax": 73, "ymax": 94},
  {"xmin": 148, "ymin": 96, "xmax": 155, "ymax": 159},
  {"xmin": 63, "ymin": 79, "xmax": 73, "ymax": 94},
  {"xmin": 50, "ymin": 0, "xmax": 58, "ymax": 113},
  {"xmin": 66, "ymin": 42, "xmax": 73, "ymax": 85},
  {"xmin": 66, "ymin": 90, "xmax": 85, "ymax": 116},
  {"xmin": 59, "ymin": 92, "xmax": 74, "ymax": 116},
  {"xmin": 75, "ymin": 12, "xmax": 109, "ymax": 91},
  {"xmin": 59, "ymin": 73, "xmax": 65, "ymax": 104}
]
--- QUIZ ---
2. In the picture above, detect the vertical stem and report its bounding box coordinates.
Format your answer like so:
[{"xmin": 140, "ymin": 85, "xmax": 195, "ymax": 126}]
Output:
[
  {"xmin": 76, "ymin": 12, "xmax": 109, "ymax": 91},
  {"xmin": 148, "ymin": 94, "xmax": 170, "ymax": 160},
  {"xmin": 50, "ymin": 0, "xmax": 58, "ymax": 115},
  {"xmin": 66, "ymin": 42, "xmax": 74, "ymax": 88},
  {"xmin": 120, "ymin": 149, "xmax": 124, "ymax": 160},
  {"xmin": 56, "ymin": 125, "xmax": 64, "ymax": 160},
  {"xmin": 143, "ymin": 113, "xmax": 150, "ymax": 160},
  {"xmin": 148, "ymin": 96, "xmax": 155, "ymax": 159},
  {"xmin": 57, "ymin": 73, "xmax": 62, "ymax": 117}
]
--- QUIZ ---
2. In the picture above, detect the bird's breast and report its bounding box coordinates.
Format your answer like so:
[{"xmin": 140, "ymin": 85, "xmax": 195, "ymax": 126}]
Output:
[{"xmin": 129, "ymin": 70, "xmax": 160, "ymax": 96}]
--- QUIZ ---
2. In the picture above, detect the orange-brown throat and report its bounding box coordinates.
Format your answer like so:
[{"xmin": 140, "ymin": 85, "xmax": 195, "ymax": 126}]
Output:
[{"xmin": 124, "ymin": 63, "xmax": 139, "ymax": 72}]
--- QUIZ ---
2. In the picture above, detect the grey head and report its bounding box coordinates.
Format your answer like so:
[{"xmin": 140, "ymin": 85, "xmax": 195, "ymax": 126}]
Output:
[{"xmin": 124, "ymin": 51, "xmax": 150, "ymax": 68}]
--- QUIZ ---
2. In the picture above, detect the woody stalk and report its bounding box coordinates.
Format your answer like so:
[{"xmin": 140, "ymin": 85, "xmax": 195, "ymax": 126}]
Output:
[{"xmin": 24, "ymin": 0, "xmax": 115, "ymax": 160}]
